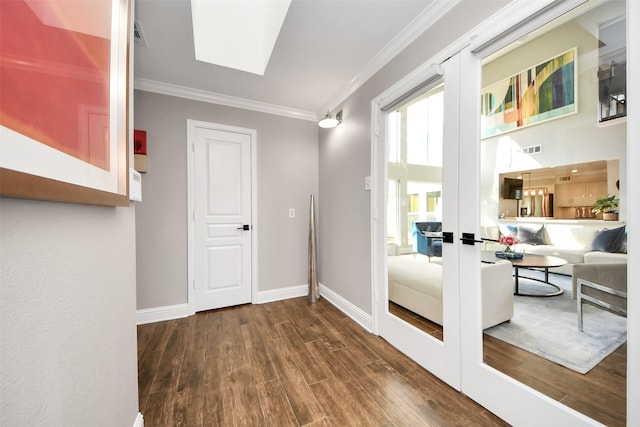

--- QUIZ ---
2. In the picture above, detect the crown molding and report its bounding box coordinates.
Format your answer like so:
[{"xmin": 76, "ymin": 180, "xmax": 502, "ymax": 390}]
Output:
[
  {"xmin": 134, "ymin": 78, "xmax": 317, "ymax": 122},
  {"xmin": 318, "ymin": 0, "xmax": 461, "ymax": 114},
  {"xmin": 135, "ymin": 1, "xmax": 461, "ymax": 122}
]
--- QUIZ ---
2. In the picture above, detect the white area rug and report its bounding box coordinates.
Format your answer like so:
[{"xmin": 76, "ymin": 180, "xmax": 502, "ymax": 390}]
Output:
[{"xmin": 484, "ymin": 270, "xmax": 627, "ymax": 374}]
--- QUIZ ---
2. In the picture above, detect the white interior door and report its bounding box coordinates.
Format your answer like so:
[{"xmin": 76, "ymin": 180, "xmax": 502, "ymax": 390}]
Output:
[
  {"xmin": 373, "ymin": 54, "xmax": 462, "ymax": 389},
  {"xmin": 190, "ymin": 122, "xmax": 253, "ymax": 312}
]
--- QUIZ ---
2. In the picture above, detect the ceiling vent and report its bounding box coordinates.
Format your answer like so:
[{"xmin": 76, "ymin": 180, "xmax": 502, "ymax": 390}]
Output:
[
  {"xmin": 521, "ymin": 144, "xmax": 542, "ymax": 155},
  {"xmin": 558, "ymin": 176, "xmax": 572, "ymax": 182},
  {"xmin": 133, "ymin": 21, "xmax": 148, "ymax": 47}
]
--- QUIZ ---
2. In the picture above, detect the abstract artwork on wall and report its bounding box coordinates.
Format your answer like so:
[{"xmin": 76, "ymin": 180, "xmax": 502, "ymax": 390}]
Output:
[
  {"xmin": 481, "ymin": 48, "xmax": 577, "ymax": 139},
  {"xmin": 0, "ymin": 0, "xmax": 130, "ymax": 206}
]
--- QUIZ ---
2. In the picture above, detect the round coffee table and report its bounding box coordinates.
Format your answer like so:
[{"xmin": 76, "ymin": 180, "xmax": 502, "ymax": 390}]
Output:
[{"xmin": 481, "ymin": 251, "xmax": 567, "ymax": 297}]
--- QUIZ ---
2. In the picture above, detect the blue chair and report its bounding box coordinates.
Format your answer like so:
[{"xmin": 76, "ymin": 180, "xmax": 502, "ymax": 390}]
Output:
[
  {"xmin": 412, "ymin": 222, "xmax": 443, "ymax": 260},
  {"xmin": 431, "ymin": 239, "xmax": 443, "ymax": 258}
]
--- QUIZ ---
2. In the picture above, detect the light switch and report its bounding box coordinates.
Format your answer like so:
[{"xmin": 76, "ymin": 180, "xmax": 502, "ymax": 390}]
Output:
[
  {"xmin": 365, "ymin": 176, "xmax": 372, "ymax": 191},
  {"xmin": 289, "ymin": 208, "xmax": 295, "ymax": 219}
]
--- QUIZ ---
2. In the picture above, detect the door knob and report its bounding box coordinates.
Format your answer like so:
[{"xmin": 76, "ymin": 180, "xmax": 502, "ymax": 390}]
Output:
[
  {"xmin": 237, "ymin": 224, "xmax": 250, "ymax": 231},
  {"xmin": 460, "ymin": 232, "xmax": 483, "ymax": 245}
]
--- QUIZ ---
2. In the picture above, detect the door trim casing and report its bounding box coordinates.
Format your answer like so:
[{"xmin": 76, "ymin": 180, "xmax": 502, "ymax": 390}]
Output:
[{"xmin": 186, "ymin": 119, "xmax": 258, "ymax": 315}]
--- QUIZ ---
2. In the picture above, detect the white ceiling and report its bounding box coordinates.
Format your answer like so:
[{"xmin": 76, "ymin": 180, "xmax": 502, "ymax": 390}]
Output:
[{"xmin": 133, "ymin": 0, "xmax": 447, "ymax": 119}]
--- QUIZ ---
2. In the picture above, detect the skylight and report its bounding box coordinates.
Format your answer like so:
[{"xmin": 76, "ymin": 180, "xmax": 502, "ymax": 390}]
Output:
[{"xmin": 190, "ymin": 0, "xmax": 291, "ymax": 76}]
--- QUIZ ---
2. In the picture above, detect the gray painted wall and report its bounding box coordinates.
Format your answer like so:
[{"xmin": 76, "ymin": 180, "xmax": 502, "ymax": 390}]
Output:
[
  {"xmin": 0, "ymin": 198, "xmax": 139, "ymax": 426},
  {"xmin": 134, "ymin": 90, "xmax": 318, "ymax": 309},
  {"xmin": 318, "ymin": 1, "xmax": 509, "ymax": 314}
]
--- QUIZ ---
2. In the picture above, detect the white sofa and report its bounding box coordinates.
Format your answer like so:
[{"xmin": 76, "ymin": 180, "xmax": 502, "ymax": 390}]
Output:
[
  {"xmin": 387, "ymin": 256, "xmax": 514, "ymax": 329},
  {"xmin": 482, "ymin": 220, "xmax": 627, "ymax": 275}
]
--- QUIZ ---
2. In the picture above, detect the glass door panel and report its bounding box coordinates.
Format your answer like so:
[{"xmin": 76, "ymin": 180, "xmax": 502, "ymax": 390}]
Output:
[
  {"xmin": 386, "ymin": 84, "xmax": 445, "ymax": 341},
  {"xmin": 461, "ymin": 1, "xmax": 628, "ymax": 425},
  {"xmin": 374, "ymin": 55, "xmax": 462, "ymax": 389}
]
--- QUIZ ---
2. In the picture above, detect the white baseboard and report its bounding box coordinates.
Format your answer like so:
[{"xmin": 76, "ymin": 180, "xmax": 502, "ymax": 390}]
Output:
[
  {"xmin": 136, "ymin": 284, "xmax": 308, "ymax": 324},
  {"xmin": 133, "ymin": 412, "xmax": 144, "ymax": 427},
  {"xmin": 254, "ymin": 284, "xmax": 308, "ymax": 304},
  {"xmin": 135, "ymin": 284, "xmax": 372, "ymax": 333},
  {"xmin": 319, "ymin": 283, "xmax": 373, "ymax": 332},
  {"xmin": 136, "ymin": 303, "xmax": 192, "ymax": 325}
]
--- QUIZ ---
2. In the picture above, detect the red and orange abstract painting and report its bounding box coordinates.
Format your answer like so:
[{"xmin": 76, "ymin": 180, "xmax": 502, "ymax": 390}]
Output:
[{"xmin": 0, "ymin": 0, "xmax": 112, "ymax": 170}]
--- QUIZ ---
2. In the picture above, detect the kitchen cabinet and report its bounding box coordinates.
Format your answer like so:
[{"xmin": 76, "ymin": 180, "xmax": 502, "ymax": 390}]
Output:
[
  {"xmin": 586, "ymin": 181, "xmax": 607, "ymax": 205},
  {"xmin": 555, "ymin": 181, "xmax": 607, "ymax": 207}
]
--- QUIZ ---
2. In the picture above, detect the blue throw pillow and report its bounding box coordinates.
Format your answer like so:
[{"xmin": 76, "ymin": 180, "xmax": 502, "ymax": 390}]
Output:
[
  {"xmin": 517, "ymin": 223, "xmax": 546, "ymax": 245},
  {"xmin": 616, "ymin": 229, "xmax": 627, "ymax": 254},
  {"xmin": 591, "ymin": 226, "xmax": 626, "ymax": 253}
]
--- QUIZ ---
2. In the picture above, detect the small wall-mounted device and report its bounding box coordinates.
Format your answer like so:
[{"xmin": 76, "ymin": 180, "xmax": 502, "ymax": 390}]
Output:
[{"xmin": 129, "ymin": 169, "xmax": 142, "ymax": 202}]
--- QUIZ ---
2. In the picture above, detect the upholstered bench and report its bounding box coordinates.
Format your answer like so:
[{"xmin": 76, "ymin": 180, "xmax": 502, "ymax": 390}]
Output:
[{"xmin": 387, "ymin": 256, "xmax": 513, "ymax": 328}]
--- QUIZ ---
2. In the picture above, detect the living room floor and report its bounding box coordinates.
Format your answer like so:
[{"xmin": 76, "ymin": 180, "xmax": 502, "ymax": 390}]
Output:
[{"xmin": 390, "ymin": 302, "xmax": 626, "ymax": 426}]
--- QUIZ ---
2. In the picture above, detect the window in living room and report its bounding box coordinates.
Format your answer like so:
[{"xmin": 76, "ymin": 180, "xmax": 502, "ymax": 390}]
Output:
[
  {"xmin": 406, "ymin": 183, "xmax": 442, "ymax": 244},
  {"xmin": 386, "ymin": 85, "xmax": 444, "ymax": 252},
  {"xmin": 387, "ymin": 179, "xmax": 399, "ymax": 245},
  {"xmin": 598, "ymin": 16, "xmax": 626, "ymax": 124},
  {"xmin": 426, "ymin": 191, "xmax": 441, "ymax": 217},
  {"xmin": 408, "ymin": 193, "xmax": 419, "ymax": 213},
  {"xmin": 407, "ymin": 88, "xmax": 443, "ymax": 166}
]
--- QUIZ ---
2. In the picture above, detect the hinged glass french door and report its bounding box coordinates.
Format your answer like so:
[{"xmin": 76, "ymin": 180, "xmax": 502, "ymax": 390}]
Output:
[
  {"xmin": 459, "ymin": 1, "xmax": 633, "ymax": 425},
  {"xmin": 373, "ymin": 1, "xmax": 637, "ymax": 426},
  {"xmin": 373, "ymin": 53, "xmax": 463, "ymax": 389}
]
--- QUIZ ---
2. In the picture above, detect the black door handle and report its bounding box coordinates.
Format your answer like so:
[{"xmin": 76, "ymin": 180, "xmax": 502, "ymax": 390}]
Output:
[
  {"xmin": 237, "ymin": 224, "xmax": 250, "ymax": 231},
  {"xmin": 460, "ymin": 232, "xmax": 483, "ymax": 245},
  {"xmin": 442, "ymin": 232, "xmax": 454, "ymax": 243}
]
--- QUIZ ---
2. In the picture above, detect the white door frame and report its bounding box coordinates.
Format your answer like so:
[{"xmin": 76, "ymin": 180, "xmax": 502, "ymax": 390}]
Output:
[{"xmin": 186, "ymin": 119, "xmax": 258, "ymax": 315}]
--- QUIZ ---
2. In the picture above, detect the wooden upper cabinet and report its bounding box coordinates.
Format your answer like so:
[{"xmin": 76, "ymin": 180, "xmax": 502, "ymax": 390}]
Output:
[
  {"xmin": 586, "ymin": 181, "xmax": 607, "ymax": 206},
  {"xmin": 555, "ymin": 184, "xmax": 571, "ymax": 206},
  {"xmin": 555, "ymin": 181, "xmax": 607, "ymax": 207}
]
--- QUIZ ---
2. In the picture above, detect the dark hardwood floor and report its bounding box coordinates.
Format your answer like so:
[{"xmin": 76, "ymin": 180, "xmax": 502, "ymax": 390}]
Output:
[
  {"xmin": 390, "ymin": 302, "xmax": 627, "ymax": 427},
  {"xmin": 138, "ymin": 297, "xmax": 508, "ymax": 426}
]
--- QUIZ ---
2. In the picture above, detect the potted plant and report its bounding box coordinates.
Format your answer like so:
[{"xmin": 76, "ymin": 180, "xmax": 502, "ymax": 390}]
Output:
[{"xmin": 592, "ymin": 194, "xmax": 619, "ymax": 221}]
